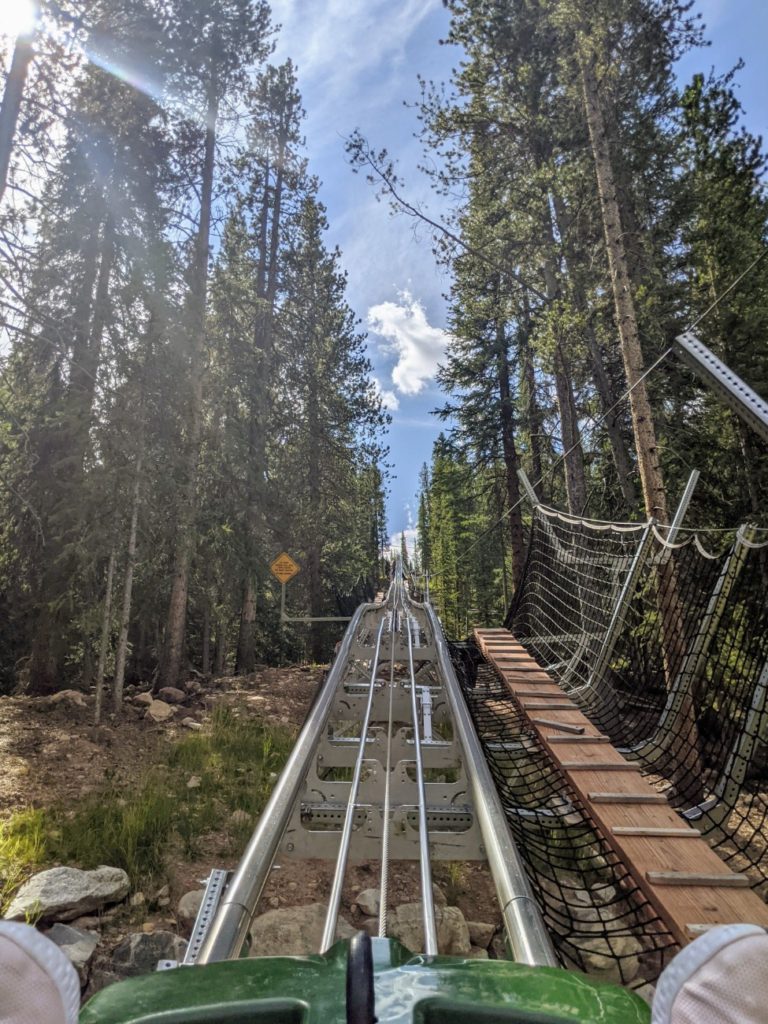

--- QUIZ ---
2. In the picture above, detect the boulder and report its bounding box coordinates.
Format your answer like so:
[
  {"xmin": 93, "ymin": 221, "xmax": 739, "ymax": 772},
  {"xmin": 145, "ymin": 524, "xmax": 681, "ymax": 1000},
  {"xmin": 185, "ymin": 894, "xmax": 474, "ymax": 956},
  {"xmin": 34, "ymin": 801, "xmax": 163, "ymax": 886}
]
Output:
[
  {"xmin": 249, "ymin": 903, "xmax": 355, "ymax": 957},
  {"xmin": 230, "ymin": 809, "xmax": 252, "ymax": 827},
  {"xmin": 355, "ymin": 888, "xmax": 380, "ymax": 918},
  {"xmin": 177, "ymin": 890, "xmax": 204, "ymax": 928},
  {"xmin": 4, "ymin": 865, "xmax": 129, "ymax": 923},
  {"xmin": 388, "ymin": 903, "xmax": 471, "ymax": 956},
  {"xmin": 467, "ymin": 921, "xmax": 496, "ymax": 949},
  {"xmin": 157, "ymin": 686, "xmax": 187, "ymax": 705},
  {"xmin": 47, "ymin": 923, "xmax": 99, "ymax": 984},
  {"xmin": 432, "ymin": 883, "xmax": 447, "ymax": 907},
  {"xmin": 134, "ymin": 693, "xmax": 153, "ymax": 707},
  {"xmin": 111, "ymin": 931, "xmax": 187, "ymax": 977},
  {"xmin": 181, "ymin": 718, "xmax": 203, "ymax": 731},
  {"xmin": 578, "ymin": 935, "xmax": 642, "ymax": 986},
  {"xmin": 467, "ymin": 946, "xmax": 489, "ymax": 959},
  {"xmin": 49, "ymin": 690, "xmax": 87, "ymax": 708},
  {"xmin": 146, "ymin": 700, "xmax": 175, "ymax": 723}
]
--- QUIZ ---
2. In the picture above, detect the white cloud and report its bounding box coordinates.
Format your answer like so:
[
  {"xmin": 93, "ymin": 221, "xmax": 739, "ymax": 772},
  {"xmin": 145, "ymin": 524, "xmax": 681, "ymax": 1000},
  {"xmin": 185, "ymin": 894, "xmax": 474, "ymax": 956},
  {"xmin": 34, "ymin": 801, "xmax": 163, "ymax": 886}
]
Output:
[
  {"xmin": 367, "ymin": 291, "xmax": 450, "ymax": 396},
  {"xmin": 371, "ymin": 375, "xmax": 400, "ymax": 411},
  {"xmin": 388, "ymin": 527, "xmax": 419, "ymax": 558}
]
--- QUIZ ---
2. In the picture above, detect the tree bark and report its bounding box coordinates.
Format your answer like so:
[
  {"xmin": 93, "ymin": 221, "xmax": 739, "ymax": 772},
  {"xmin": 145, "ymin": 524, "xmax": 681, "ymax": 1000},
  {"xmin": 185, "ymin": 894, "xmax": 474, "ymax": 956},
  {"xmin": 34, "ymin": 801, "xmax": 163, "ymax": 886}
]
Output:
[
  {"xmin": 0, "ymin": 26, "xmax": 35, "ymax": 205},
  {"xmin": 579, "ymin": 51, "xmax": 668, "ymax": 522},
  {"xmin": 494, "ymin": 318, "xmax": 527, "ymax": 589},
  {"xmin": 112, "ymin": 445, "xmax": 142, "ymax": 711},
  {"xmin": 201, "ymin": 599, "xmax": 211, "ymax": 676},
  {"xmin": 551, "ymin": 192, "xmax": 638, "ymax": 510},
  {"xmin": 519, "ymin": 318, "xmax": 544, "ymax": 496},
  {"xmin": 94, "ymin": 547, "xmax": 116, "ymax": 725},
  {"xmin": 553, "ymin": 345, "xmax": 587, "ymax": 515},
  {"xmin": 160, "ymin": 76, "xmax": 219, "ymax": 687},
  {"xmin": 538, "ymin": 215, "xmax": 587, "ymax": 514}
]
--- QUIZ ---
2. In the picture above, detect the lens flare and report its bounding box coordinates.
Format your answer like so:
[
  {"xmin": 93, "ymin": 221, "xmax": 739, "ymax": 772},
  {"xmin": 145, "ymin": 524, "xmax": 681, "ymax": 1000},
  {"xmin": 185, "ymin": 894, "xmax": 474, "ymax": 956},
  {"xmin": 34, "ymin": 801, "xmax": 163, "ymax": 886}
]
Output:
[{"xmin": 0, "ymin": 0, "xmax": 38, "ymax": 40}]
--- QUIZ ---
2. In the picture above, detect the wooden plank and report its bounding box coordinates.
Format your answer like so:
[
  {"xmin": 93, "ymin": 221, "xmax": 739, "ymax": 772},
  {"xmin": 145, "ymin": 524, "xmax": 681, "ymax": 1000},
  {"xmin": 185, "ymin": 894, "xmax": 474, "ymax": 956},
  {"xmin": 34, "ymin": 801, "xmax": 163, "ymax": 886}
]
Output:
[
  {"xmin": 589, "ymin": 792, "xmax": 669, "ymax": 804},
  {"xmin": 521, "ymin": 701, "xmax": 576, "ymax": 710},
  {"xmin": 647, "ymin": 871, "xmax": 751, "ymax": 888},
  {"xmin": 613, "ymin": 827, "xmax": 701, "ymax": 838},
  {"xmin": 547, "ymin": 735, "xmax": 611, "ymax": 744},
  {"xmin": 529, "ymin": 718, "xmax": 585, "ymax": 734},
  {"xmin": 560, "ymin": 762, "xmax": 638, "ymax": 771},
  {"xmin": 473, "ymin": 627, "xmax": 768, "ymax": 944},
  {"xmin": 512, "ymin": 692, "xmax": 565, "ymax": 700}
]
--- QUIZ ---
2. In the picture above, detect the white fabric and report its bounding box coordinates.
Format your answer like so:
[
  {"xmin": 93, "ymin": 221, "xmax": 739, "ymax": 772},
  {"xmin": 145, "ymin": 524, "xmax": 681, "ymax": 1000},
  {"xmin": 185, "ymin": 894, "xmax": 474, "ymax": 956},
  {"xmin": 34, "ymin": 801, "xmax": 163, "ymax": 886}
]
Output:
[
  {"xmin": 652, "ymin": 923, "xmax": 768, "ymax": 1024},
  {"xmin": 0, "ymin": 922, "xmax": 79, "ymax": 1024}
]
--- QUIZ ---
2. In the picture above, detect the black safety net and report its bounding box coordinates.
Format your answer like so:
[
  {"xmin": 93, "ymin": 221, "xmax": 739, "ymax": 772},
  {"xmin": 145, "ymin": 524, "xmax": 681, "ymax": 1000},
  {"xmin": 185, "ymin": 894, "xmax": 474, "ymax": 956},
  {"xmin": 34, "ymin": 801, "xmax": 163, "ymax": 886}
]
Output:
[
  {"xmin": 451, "ymin": 643, "xmax": 678, "ymax": 986},
  {"xmin": 506, "ymin": 505, "xmax": 768, "ymax": 895}
]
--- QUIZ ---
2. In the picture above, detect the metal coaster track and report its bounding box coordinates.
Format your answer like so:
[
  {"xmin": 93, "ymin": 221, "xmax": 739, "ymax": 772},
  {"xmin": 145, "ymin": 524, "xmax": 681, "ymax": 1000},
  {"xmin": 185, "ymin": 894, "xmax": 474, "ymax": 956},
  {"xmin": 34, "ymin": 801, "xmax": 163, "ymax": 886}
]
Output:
[{"xmin": 195, "ymin": 558, "xmax": 556, "ymax": 967}]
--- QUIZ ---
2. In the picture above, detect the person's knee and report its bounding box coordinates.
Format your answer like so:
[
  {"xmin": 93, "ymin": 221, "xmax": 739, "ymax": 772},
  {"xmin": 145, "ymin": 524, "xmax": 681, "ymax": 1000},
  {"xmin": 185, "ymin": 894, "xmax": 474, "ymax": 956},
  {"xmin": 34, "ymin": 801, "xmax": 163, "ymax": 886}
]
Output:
[
  {"xmin": 0, "ymin": 922, "xmax": 79, "ymax": 1024},
  {"xmin": 653, "ymin": 923, "xmax": 768, "ymax": 1024}
]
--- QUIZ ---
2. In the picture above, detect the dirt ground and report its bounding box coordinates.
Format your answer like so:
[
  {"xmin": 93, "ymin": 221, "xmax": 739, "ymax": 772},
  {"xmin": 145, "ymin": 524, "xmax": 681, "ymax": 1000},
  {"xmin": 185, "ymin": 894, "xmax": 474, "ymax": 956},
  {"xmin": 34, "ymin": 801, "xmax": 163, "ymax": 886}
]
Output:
[{"xmin": 0, "ymin": 665, "xmax": 500, "ymax": 956}]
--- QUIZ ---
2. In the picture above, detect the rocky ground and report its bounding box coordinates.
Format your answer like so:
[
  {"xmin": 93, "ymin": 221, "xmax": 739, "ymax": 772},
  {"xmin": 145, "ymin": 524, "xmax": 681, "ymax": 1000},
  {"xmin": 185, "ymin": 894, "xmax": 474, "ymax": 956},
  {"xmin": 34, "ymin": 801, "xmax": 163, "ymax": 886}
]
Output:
[{"xmin": 0, "ymin": 667, "xmax": 505, "ymax": 1003}]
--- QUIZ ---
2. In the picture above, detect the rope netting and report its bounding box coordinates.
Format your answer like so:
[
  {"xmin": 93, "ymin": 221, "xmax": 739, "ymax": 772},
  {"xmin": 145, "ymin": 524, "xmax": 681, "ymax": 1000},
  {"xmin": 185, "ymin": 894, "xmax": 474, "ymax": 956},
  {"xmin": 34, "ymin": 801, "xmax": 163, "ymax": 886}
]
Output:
[
  {"xmin": 451, "ymin": 644, "xmax": 677, "ymax": 985},
  {"xmin": 506, "ymin": 505, "xmax": 768, "ymax": 895}
]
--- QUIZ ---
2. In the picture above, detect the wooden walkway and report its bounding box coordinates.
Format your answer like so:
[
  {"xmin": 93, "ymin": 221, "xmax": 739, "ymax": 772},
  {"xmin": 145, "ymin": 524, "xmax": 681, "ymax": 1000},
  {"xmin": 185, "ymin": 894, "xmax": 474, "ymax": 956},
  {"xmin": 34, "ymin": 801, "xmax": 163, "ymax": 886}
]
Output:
[{"xmin": 475, "ymin": 627, "xmax": 768, "ymax": 945}]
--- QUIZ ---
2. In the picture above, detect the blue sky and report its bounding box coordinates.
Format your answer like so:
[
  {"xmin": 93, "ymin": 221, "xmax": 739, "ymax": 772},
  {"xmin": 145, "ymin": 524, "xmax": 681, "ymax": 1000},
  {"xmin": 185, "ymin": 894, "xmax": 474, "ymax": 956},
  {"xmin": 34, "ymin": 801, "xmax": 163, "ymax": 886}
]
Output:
[{"xmin": 271, "ymin": 0, "xmax": 768, "ymax": 548}]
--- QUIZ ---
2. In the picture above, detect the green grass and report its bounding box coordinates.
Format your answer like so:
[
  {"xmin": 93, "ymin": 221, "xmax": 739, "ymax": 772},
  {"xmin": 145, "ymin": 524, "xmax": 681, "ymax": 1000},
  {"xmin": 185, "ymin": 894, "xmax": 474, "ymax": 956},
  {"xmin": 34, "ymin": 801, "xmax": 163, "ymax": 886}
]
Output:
[{"xmin": 0, "ymin": 708, "xmax": 295, "ymax": 912}]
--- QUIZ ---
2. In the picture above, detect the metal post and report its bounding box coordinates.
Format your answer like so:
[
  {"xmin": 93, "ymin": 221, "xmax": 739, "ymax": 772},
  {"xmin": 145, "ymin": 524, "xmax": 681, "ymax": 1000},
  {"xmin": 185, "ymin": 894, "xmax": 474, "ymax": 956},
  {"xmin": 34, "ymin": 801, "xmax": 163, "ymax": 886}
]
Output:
[
  {"xmin": 196, "ymin": 599, "xmax": 379, "ymax": 963},
  {"xmin": 421, "ymin": 599, "xmax": 558, "ymax": 967},
  {"xmin": 716, "ymin": 659, "xmax": 768, "ymax": 807},
  {"xmin": 517, "ymin": 468, "xmax": 540, "ymax": 508},
  {"xmin": 674, "ymin": 332, "xmax": 768, "ymax": 444},
  {"xmin": 575, "ymin": 517, "xmax": 655, "ymax": 702},
  {"xmin": 665, "ymin": 470, "xmax": 700, "ymax": 545},
  {"xmin": 628, "ymin": 525, "xmax": 755, "ymax": 761}
]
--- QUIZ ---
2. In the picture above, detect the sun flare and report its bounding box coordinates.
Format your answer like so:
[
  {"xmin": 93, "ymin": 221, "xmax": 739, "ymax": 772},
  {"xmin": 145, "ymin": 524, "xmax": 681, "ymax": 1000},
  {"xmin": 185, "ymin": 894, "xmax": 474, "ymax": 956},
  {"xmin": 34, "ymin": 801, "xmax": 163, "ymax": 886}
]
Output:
[{"xmin": 0, "ymin": 0, "xmax": 38, "ymax": 40}]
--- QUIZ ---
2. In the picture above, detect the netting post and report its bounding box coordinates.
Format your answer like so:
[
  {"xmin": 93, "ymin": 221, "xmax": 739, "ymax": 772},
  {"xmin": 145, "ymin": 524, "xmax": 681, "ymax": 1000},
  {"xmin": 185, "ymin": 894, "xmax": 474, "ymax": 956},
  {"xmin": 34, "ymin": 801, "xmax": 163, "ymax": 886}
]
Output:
[
  {"xmin": 714, "ymin": 658, "xmax": 768, "ymax": 807},
  {"xmin": 665, "ymin": 469, "xmax": 700, "ymax": 545},
  {"xmin": 627, "ymin": 525, "xmax": 756, "ymax": 764},
  {"xmin": 517, "ymin": 468, "xmax": 540, "ymax": 508},
  {"xmin": 577, "ymin": 518, "xmax": 656, "ymax": 703}
]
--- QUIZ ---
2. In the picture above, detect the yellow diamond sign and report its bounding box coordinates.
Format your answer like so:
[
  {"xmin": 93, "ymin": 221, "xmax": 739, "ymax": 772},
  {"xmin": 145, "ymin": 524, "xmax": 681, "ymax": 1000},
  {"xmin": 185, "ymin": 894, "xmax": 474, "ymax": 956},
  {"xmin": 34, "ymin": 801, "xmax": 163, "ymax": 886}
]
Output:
[{"xmin": 270, "ymin": 552, "xmax": 301, "ymax": 585}]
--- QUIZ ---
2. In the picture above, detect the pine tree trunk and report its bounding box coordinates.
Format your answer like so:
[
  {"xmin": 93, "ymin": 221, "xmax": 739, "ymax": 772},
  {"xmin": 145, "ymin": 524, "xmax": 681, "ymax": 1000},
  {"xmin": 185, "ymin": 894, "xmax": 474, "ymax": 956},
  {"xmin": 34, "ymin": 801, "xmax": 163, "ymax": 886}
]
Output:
[
  {"xmin": 202, "ymin": 600, "xmax": 211, "ymax": 676},
  {"xmin": 579, "ymin": 40, "xmax": 700, "ymax": 796},
  {"xmin": 519, "ymin": 324, "xmax": 544, "ymax": 495},
  {"xmin": 539, "ymin": 228, "xmax": 587, "ymax": 514},
  {"xmin": 579, "ymin": 51, "xmax": 668, "ymax": 522},
  {"xmin": 494, "ymin": 318, "xmax": 527, "ymax": 589},
  {"xmin": 553, "ymin": 345, "xmax": 587, "ymax": 514},
  {"xmin": 112, "ymin": 446, "xmax": 143, "ymax": 712},
  {"xmin": 307, "ymin": 380, "xmax": 323, "ymax": 662},
  {"xmin": 0, "ymin": 27, "xmax": 35, "ymax": 205},
  {"xmin": 214, "ymin": 613, "xmax": 226, "ymax": 677},
  {"xmin": 236, "ymin": 578, "xmax": 257, "ymax": 673},
  {"xmin": 583, "ymin": 323, "xmax": 639, "ymax": 510},
  {"xmin": 551, "ymin": 193, "xmax": 638, "ymax": 510},
  {"xmin": 94, "ymin": 547, "xmax": 116, "ymax": 725},
  {"xmin": 160, "ymin": 79, "xmax": 218, "ymax": 687}
]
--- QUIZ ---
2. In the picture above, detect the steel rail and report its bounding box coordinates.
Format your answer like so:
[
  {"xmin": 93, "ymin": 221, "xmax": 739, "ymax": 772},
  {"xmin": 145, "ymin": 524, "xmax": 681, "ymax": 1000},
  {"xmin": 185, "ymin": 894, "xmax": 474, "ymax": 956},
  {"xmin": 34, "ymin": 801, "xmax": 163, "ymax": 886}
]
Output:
[
  {"xmin": 416, "ymin": 594, "xmax": 559, "ymax": 967},
  {"xmin": 320, "ymin": 616, "xmax": 388, "ymax": 952},
  {"xmin": 403, "ymin": 575, "xmax": 439, "ymax": 955},
  {"xmin": 195, "ymin": 598, "xmax": 381, "ymax": 963},
  {"xmin": 378, "ymin": 601, "xmax": 398, "ymax": 937}
]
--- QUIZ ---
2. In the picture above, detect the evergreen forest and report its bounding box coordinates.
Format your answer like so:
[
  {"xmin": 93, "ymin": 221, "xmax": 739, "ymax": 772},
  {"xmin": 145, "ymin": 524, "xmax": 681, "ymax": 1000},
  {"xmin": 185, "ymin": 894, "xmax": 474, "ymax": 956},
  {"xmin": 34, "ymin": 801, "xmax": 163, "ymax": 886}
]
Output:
[
  {"xmin": 0, "ymin": 1, "xmax": 391, "ymax": 699},
  {"xmin": 1, "ymin": 0, "xmax": 767, "ymax": 693},
  {"xmin": 378, "ymin": 0, "xmax": 767, "ymax": 637}
]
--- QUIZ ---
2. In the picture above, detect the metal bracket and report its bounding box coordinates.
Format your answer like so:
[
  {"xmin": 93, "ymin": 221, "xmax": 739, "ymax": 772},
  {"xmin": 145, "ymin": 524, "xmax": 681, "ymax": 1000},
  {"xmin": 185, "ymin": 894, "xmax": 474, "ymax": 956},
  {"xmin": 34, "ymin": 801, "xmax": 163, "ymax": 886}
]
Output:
[{"xmin": 674, "ymin": 332, "xmax": 768, "ymax": 443}]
